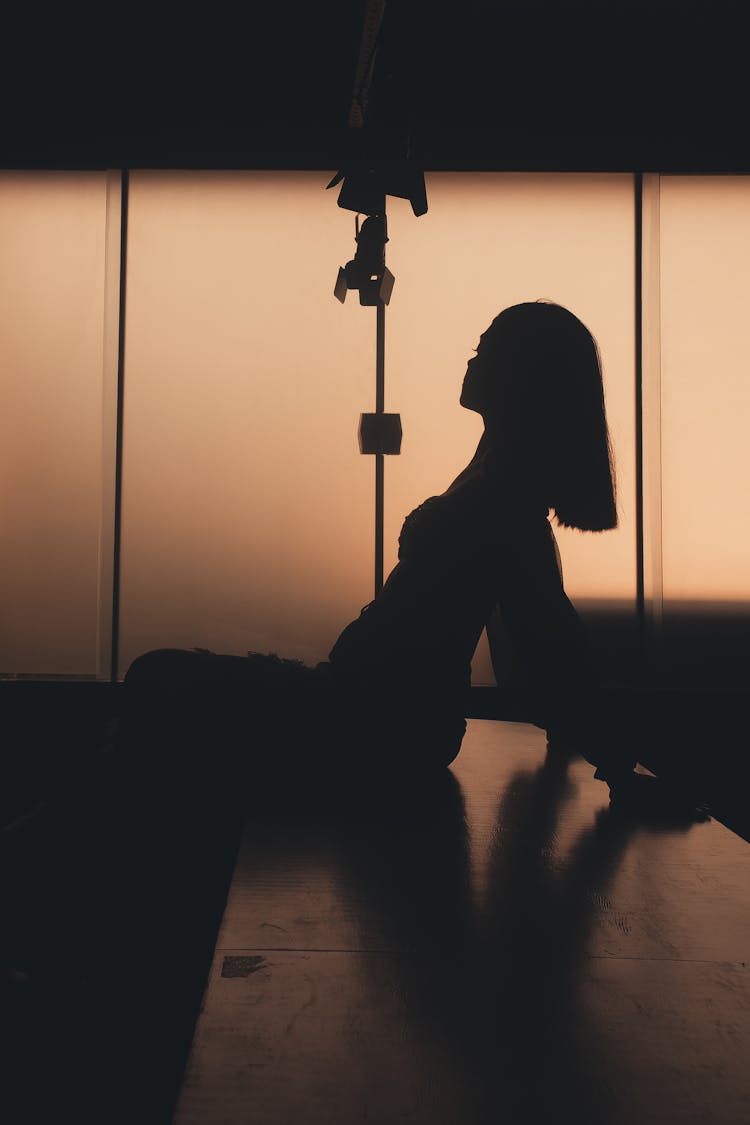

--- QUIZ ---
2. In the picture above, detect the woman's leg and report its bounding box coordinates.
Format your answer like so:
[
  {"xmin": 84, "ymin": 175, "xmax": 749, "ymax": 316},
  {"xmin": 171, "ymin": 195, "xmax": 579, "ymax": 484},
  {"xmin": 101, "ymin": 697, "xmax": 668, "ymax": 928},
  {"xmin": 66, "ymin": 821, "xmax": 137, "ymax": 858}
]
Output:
[
  {"xmin": 123, "ymin": 648, "xmax": 310, "ymax": 736},
  {"xmin": 122, "ymin": 650, "xmax": 461, "ymax": 792}
]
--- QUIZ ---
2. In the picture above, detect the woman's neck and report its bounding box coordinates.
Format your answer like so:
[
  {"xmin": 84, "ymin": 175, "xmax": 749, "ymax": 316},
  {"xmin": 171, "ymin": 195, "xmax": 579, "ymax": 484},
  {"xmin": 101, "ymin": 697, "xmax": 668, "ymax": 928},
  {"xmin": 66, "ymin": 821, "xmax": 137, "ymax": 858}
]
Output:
[
  {"xmin": 445, "ymin": 429, "xmax": 548, "ymax": 507},
  {"xmin": 444, "ymin": 433, "xmax": 489, "ymax": 493}
]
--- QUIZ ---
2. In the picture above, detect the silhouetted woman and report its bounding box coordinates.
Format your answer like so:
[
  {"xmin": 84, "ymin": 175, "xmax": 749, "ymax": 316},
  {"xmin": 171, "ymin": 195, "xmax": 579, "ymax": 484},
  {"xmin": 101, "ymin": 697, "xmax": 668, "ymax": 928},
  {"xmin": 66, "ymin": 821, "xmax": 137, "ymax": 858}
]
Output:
[{"xmin": 125, "ymin": 301, "xmax": 635, "ymax": 792}]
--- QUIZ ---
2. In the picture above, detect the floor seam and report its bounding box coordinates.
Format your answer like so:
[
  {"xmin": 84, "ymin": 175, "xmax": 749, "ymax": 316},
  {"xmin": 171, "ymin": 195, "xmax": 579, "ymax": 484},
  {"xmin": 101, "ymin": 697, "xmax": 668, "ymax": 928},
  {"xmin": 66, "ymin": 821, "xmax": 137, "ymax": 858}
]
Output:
[{"xmin": 214, "ymin": 946, "xmax": 748, "ymax": 966}]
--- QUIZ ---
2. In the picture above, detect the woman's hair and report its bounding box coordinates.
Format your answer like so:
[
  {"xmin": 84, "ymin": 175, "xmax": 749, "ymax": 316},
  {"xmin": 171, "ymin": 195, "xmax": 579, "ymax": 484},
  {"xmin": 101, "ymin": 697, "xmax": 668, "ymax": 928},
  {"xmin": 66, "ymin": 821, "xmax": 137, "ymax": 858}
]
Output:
[{"xmin": 483, "ymin": 301, "xmax": 617, "ymax": 531}]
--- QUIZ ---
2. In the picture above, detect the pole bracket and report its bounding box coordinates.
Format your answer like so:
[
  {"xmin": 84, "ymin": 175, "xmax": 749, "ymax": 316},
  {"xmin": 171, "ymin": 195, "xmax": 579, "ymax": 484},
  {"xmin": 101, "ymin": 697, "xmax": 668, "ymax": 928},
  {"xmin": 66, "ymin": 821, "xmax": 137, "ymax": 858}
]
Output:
[{"xmin": 359, "ymin": 413, "xmax": 402, "ymax": 455}]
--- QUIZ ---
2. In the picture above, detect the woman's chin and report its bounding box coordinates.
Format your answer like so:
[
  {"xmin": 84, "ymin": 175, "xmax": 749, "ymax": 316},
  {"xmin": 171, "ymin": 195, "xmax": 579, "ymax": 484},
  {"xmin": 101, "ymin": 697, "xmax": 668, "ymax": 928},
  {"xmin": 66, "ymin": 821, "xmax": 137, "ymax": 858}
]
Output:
[{"xmin": 460, "ymin": 392, "xmax": 480, "ymax": 413}]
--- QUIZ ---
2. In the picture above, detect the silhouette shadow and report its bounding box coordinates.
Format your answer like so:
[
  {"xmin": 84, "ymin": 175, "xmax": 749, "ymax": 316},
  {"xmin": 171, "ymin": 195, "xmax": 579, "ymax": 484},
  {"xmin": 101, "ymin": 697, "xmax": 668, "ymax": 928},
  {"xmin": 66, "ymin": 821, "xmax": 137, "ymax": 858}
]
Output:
[{"xmin": 330, "ymin": 742, "xmax": 699, "ymax": 1124}]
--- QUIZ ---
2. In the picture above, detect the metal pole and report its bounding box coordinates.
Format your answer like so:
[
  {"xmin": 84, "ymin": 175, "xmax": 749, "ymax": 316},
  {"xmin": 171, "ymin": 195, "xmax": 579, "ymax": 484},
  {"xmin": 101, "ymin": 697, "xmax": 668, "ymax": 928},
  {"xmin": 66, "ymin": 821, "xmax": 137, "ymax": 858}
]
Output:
[
  {"xmin": 640, "ymin": 174, "xmax": 664, "ymax": 686},
  {"xmin": 634, "ymin": 172, "xmax": 645, "ymax": 648},
  {"xmin": 110, "ymin": 169, "xmax": 129, "ymax": 682},
  {"xmin": 375, "ymin": 298, "xmax": 385, "ymax": 595},
  {"xmin": 96, "ymin": 171, "xmax": 123, "ymax": 680}
]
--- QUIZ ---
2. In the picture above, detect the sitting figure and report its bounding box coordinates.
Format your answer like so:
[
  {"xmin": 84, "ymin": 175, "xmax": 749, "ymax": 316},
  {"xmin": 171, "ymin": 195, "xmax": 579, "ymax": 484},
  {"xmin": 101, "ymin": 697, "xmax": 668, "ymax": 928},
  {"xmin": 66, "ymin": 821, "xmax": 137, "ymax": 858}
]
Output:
[{"xmin": 124, "ymin": 302, "xmax": 639, "ymax": 794}]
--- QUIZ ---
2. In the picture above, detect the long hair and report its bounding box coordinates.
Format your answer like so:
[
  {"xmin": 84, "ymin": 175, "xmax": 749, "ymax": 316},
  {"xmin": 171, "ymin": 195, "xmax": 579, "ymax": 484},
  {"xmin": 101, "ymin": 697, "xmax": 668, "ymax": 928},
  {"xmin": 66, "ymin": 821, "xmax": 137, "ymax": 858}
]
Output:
[{"xmin": 483, "ymin": 302, "xmax": 617, "ymax": 531}]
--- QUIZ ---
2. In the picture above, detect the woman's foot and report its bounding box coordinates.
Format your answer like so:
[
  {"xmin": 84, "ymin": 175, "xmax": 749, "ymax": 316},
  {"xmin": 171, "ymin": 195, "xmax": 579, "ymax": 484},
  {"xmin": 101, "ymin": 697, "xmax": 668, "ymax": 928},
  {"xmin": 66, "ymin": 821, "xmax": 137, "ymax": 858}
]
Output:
[{"xmin": 600, "ymin": 769, "xmax": 711, "ymax": 823}]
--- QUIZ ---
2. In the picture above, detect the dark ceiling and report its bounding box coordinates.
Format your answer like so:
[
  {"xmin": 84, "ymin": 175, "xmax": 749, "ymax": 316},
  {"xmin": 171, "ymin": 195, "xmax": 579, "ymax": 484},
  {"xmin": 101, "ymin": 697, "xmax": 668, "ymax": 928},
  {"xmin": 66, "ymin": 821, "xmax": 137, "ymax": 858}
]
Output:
[{"xmin": 2, "ymin": 0, "xmax": 749, "ymax": 170}]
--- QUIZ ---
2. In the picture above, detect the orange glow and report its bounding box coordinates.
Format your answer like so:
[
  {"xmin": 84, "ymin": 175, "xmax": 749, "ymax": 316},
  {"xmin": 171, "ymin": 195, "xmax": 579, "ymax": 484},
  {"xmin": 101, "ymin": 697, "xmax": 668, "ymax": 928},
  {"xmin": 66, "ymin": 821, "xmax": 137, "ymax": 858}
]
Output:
[
  {"xmin": 384, "ymin": 174, "xmax": 636, "ymax": 599},
  {"xmin": 659, "ymin": 177, "xmax": 750, "ymax": 603},
  {"xmin": 5, "ymin": 171, "xmax": 747, "ymax": 682},
  {"xmin": 0, "ymin": 173, "xmax": 108, "ymax": 676},
  {"xmin": 2, "ymin": 171, "xmax": 641, "ymax": 681},
  {"xmin": 119, "ymin": 172, "xmax": 636, "ymax": 683},
  {"xmin": 384, "ymin": 174, "xmax": 637, "ymax": 680},
  {"xmin": 119, "ymin": 173, "xmax": 375, "ymax": 672}
]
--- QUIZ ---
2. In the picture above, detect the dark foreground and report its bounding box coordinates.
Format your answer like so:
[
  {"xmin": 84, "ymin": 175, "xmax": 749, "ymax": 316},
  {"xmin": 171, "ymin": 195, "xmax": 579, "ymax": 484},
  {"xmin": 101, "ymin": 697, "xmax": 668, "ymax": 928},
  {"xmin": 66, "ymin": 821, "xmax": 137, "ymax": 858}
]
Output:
[{"xmin": 2, "ymin": 685, "xmax": 749, "ymax": 1123}]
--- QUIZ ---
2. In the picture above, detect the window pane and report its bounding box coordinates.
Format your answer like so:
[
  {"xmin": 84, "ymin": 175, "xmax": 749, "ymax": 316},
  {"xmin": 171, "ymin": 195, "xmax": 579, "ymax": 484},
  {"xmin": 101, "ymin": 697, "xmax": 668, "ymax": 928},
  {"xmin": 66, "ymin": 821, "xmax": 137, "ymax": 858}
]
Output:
[
  {"xmin": 119, "ymin": 172, "xmax": 374, "ymax": 672},
  {"xmin": 119, "ymin": 172, "xmax": 636, "ymax": 687},
  {"xmin": 658, "ymin": 176, "xmax": 750, "ymax": 687},
  {"xmin": 0, "ymin": 173, "xmax": 108, "ymax": 677},
  {"xmin": 384, "ymin": 174, "xmax": 637, "ymax": 683}
]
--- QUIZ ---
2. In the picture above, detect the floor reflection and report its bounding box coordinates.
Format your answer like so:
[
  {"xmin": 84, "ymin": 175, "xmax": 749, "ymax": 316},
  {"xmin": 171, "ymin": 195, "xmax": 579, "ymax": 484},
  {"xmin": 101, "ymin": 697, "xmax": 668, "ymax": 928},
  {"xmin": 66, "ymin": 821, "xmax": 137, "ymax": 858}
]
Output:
[
  {"xmin": 329, "ymin": 743, "xmax": 698, "ymax": 1123},
  {"xmin": 187, "ymin": 720, "xmax": 741, "ymax": 1125}
]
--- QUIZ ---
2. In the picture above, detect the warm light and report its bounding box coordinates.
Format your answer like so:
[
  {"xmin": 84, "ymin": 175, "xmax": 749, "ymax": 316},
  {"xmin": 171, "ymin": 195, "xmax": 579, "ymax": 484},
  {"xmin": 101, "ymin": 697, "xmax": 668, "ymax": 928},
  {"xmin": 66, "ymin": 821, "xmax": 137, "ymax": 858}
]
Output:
[
  {"xmin": 660, "ymin": 177, "xmax": 750, "ymax": 604},
  {"xmin": 119, "ymin": 172, "xmax": 376, "ymax": 672},
  {"xmin": 384, "ymin": 174, "xmax": 636, "ymax": 604},
  {"xmin": 0, "ymin": 172, "xmax": 108, "ymax": 676},
  {"xmin": 118, "ymin": 172, "xmax": 636, "ymax": 684},
  {"xmin": 1, "ymin": 170, "xmax": 639, "ymax": 682},
  {"xmin": 384, "ymin": 174, "xmax": 637, "ymax": 680}
]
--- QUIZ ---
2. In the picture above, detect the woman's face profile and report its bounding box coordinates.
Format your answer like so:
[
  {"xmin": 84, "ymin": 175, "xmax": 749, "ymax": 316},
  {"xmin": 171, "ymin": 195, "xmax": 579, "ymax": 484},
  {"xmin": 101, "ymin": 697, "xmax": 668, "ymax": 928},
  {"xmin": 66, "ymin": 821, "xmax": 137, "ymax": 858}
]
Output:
[{"xmin": 459, "ymin": 332, "xmax": 492, "ymax": 413}]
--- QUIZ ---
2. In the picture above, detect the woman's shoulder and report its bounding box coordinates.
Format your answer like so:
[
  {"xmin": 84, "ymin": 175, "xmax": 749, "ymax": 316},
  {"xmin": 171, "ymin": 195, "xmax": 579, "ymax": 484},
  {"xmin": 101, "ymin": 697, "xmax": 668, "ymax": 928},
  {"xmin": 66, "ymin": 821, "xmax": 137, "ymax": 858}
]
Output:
[
  {"xmin": 397, "ymin": 478, "xmax": 493, "ymax": 561},
  {"xmin": 397, "ymin": 458, "xmax": 551, "ymax": 559}
]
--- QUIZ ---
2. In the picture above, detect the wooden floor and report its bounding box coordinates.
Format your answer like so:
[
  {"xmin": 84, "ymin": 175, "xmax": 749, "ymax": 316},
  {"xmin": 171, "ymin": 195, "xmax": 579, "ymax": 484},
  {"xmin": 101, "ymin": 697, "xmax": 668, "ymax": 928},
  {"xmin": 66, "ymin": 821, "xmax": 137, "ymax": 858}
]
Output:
[{"xmin": 174, "ymin": 720, "xmax": 750, "ymax": 1125}]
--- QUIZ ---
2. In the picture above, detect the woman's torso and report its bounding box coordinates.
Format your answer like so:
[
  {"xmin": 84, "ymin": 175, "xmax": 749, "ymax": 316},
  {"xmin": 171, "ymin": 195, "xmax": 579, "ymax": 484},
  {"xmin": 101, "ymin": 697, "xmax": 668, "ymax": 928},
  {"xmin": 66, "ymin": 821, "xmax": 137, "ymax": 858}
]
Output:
[{"xmin": 328, "ymin": 464, "xmax": 558, "ymax": 697}]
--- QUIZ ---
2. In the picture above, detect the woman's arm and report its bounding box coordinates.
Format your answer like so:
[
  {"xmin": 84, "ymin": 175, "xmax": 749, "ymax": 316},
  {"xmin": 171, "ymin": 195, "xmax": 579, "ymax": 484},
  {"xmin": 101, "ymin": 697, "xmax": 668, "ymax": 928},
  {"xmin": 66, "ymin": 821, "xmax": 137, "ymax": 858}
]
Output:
[
  {"xmin": 490, "ymin": 521, "xmax": 638, "ymax": 778},
  {"xmin": 489, "ymin": 520, "xmax": 599, "ymax": 737}
]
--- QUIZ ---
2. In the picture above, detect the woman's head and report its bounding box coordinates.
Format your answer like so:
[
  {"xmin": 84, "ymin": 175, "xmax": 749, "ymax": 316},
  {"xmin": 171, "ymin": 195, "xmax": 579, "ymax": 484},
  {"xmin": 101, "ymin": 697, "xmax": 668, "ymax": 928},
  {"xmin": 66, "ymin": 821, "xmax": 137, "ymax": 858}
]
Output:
[{"xmin": 461, "ymin": 301, "xmax": 617, "ymax": 531}]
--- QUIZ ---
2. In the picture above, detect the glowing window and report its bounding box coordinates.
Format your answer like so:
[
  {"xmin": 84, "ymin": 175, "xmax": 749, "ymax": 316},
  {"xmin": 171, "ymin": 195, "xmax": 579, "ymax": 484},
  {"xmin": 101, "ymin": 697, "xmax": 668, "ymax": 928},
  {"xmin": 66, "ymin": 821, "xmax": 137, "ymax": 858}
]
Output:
[
  {"xmin": 0, "ymin": 173, "xmax": 109, "ymax": 677},
  {"xmin": 385, "ymin": 174, "xmax": 636, "ymax": 681}
]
